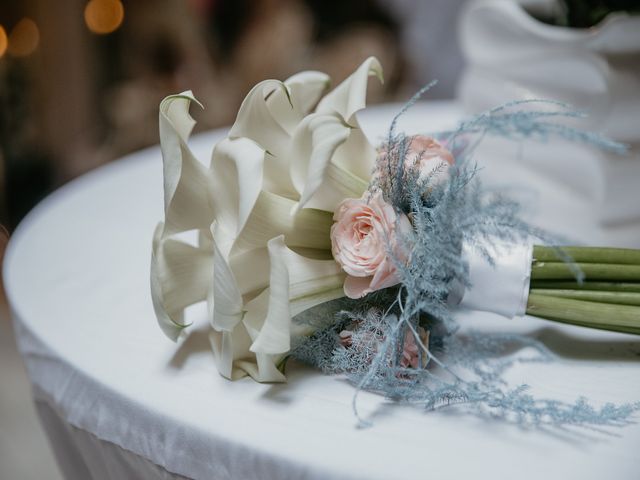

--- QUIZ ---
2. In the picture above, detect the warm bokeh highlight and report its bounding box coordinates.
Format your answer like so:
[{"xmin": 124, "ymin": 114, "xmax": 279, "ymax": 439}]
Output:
[
  {"xmin": 7, "ymin": 18, "xmax": 39, "ymax": 57},
  {"xmin": 0, "ymin": 25, "xmax": 7, "ymax": 58},
  {"xmin": 84, "ymin": 0, "xmax": 124, "ymax": 35}
]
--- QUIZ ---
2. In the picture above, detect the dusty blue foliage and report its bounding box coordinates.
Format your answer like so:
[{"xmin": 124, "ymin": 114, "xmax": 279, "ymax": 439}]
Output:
[
  {"xmin": 292, "ymin": 307, "xmax": 640, "ymax": 427},
  {"xmin": 291, "ymin": 92, "xmax": 638, "ymax": 428}
]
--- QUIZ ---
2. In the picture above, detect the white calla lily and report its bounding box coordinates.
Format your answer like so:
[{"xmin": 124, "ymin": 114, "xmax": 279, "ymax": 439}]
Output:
[
  {"xmin": 157, "ymin": 93, "xmax": 213, "ymax": 236},
  {"xmin": 151, "ymin": 57, "xmax": 383, "ymax": 382}
]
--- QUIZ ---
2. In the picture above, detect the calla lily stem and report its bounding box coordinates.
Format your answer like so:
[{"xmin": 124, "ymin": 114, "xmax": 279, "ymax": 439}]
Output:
[{"xmin": 527, "ymin": 246, "xmax": 640, "ymax": 335}]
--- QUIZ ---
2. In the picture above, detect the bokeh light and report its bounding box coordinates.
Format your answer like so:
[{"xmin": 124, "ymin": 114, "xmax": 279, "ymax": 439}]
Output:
[
  {"xmin": 0, "ymin": 26, "xmax": 7, "ymax": 58},
  {"xmin": 7, "ymin": 18, "xmax": 39, "ymax": 58},
  {"xmin": 84, "ymin": 0, "xmax": 125, "ymax": 35}
]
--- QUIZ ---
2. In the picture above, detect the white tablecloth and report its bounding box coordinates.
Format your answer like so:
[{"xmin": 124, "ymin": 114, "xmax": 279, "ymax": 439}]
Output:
[{"xmin": 6, "ymin": 101, "xmax": 640, "ymax": 480}]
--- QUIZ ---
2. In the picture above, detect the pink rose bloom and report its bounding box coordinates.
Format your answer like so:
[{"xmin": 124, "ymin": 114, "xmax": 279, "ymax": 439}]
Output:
[
  {"xmin": 338, "ymin": 322, "xmax": 430, "ymax": 370},
  {"xmin": 375, "ymin": 135, "xmax": 455, "ymax": 190},
  {"xmin": 331, "ymin": 191, "xmax": 413, "ymax": 299},
  {"xmin": 338, "ymin": 329, "xmax": 353, "ymax": 347},
  {"xmin": 400, "ymin": 327, "xmax": 430, "ymax": 369},
  {"xmin": 405, "ymin": 135, "xmax": 455, "ymax": 186}
]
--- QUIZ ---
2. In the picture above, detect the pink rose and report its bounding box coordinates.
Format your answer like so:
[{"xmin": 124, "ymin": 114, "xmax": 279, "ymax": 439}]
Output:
[
  {"xmin": 338, "ymin": 321, "xmax": 430, "ymax": 370},
  {"xmin": 405, "ymin": 135, "xmax": 455, "ymax": 186},
  {"xmin": 330, "ymin": 191, "xmax": 413, "ymax": 299},
  {"xmin": 375, "ymin": 135, "xmax": 455, "ymax": 190},
  {"xmin": 400, "ymin": 327, "xmax": 430, "ymax": 369}
]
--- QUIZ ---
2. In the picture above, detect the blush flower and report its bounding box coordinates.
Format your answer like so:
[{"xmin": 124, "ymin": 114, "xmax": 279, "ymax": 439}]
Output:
[
  {"xmin": 331, "ymin": 191, "xmax": 413, "ymax": 299},
  {"xmin": 406, "ymin": 135, "xmax": 455, "ymax": 186},
  {"xmin": 400, "ymin": 327, "xmax": 430, "ymax": 369},
  {"xmin": 375, "ymin": 135, "xmax": 455, "ymax": 191},
  {"xmin": 338, "ymin": 320, "xmax": 430, "ymax": 370}
]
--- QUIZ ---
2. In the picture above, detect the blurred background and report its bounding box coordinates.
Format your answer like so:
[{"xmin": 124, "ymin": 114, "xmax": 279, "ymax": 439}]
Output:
[
  {"xmin": 1, "ymin": 0, "xmax": 638, "ymax": 478},
  {"xmin": 0, "ymin": 0, "xmax": 469, "ymax": 232}
]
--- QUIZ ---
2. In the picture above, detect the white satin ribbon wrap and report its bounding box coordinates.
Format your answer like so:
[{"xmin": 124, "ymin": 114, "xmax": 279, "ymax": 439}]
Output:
[{"xmin": 458, "ymin": 240, "xmax": 533, "ymax": 318}]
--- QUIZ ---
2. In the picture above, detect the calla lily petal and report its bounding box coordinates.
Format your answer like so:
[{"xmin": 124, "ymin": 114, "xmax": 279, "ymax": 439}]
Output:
[
  {"xmin": 290, "ymin": 113, "xmax": 350, "ymax": 207},
  {"xmin": 210, "ymin": 222, "xmax": 244, "ymax": 332},
  {"xmin": 228, "ymin": 80, "xmax": 298, "ymax": 198},
  {"xmin": 233, "ymin": 190, "xmax": 333, "ymax": 253},
  {"xmin": 245, "ymin": 238, "xmax": 291, "ymax": 355},
  {"xmin": 316, "ymin": 56, "xmax": 383, "ymax": 123},
  {"xmin": 209, "ymin": 327, "xmax": 255, "ymax": 380},
  {"xmin": 300, "ymin": 162, "xmax": 369, "ymax": 213},
  {"xmin": 248, "ymin": 236, "xmax": 345, "ymax": 355},
  {"xmin": 289, "ymin": 113, "xmax": 370, "ymax": 212},
  {"xmin": 329, "ymin": 116, "xmax": 377, "ymax": 183},
  {"xmin": 151, "ymin": 223, "xmax": 213, "ymax": 340},
  {"xmin": 209, "ymin": 137, "xmax": 264, "ymax": 237},
  {"xmin": 267, "ymin": 71, "xmax": 331, "ymax": 134},
  {"xmin": 212, "ymin": 291, "xmax": 286, "ymax": 382},
  {"xmin": 228, "ymin": 80, "xmax": 291, "ymax": 156},
  {"xmin": 235, "ymin": 354, "xmax": 286, "ymax": 383},
  {"xmin": 228, "ymin": 247, "xmax": 271, "ymax": 299},
  {"xmin": 159, "ymin": 92, "xmax": 214, "ymax": 236}
]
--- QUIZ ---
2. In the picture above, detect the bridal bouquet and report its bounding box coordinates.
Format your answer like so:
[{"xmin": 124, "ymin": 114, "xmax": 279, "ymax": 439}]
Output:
[{"xmin": 151, "ymin": 58, "xmax": 639, "ymax": 424}]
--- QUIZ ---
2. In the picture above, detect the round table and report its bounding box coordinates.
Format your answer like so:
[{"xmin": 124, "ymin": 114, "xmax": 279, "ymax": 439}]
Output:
[{"xmin": 6, "ymin": 102, "xmax": 640, "ymax": 480}]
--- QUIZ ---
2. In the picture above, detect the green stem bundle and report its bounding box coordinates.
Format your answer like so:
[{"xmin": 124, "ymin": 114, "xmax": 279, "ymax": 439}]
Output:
[{"xmin": 526, "ymin": 246, "xmax": 640, "ymax": 335}]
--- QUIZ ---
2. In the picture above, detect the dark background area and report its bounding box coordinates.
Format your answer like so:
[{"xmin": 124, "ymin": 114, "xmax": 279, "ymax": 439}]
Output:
[{"xmin": 0, "ymin": 0, "xmax": 470, "ymax": 231}]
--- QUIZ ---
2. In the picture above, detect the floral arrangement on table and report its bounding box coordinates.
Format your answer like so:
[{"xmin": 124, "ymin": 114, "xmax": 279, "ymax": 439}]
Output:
[{"xmin": 151, "ymin": 57, "xmax": 640, "ymax": 425}]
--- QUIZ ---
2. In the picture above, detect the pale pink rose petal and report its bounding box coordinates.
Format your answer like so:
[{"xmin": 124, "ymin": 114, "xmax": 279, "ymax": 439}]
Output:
[
  {"xmin": 373, "ymin": 135, "xmax": 455, "ymax": 191},
  {"xmin": 344, "ymin": 274, "xmax": 375, "ymax": 299},
  {"xmin": 331, "ymin": 191, "xmax": 413, "ymax": 299},
  {"xmin": 408, "ymin": 136, "xmax": 455, "ymax": 166},
  {"xmin": 338, "ymin": 330, "xmax": 353, "ymax": 347}
]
